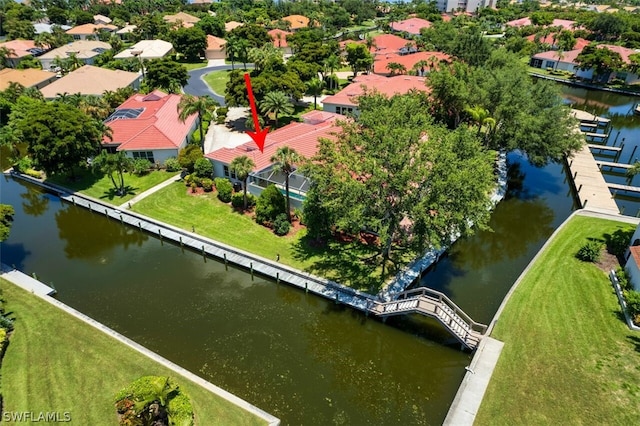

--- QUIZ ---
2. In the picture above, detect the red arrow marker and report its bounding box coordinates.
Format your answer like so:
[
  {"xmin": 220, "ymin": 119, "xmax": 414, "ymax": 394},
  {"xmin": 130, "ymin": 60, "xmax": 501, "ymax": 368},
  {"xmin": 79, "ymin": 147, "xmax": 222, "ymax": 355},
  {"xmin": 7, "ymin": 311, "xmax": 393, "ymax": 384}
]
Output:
[{"xmin": 244, "ymin": 73, "xmax": 269, "ymax": 153}]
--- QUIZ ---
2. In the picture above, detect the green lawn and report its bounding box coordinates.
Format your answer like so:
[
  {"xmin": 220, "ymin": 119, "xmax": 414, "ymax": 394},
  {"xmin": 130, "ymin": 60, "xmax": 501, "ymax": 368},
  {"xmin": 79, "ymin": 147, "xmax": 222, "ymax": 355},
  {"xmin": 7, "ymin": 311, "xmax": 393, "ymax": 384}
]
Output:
[
  {"xmin": 0, "ymin": 279, "xmax": 265, "ymax": 425},
  {"xmin": 131, "ymin": 182, "xmax": 392, "ymax": 291},
  {"xmin": 181, "ymin": 60, "xmax": 209, "ymax": 71},
  {"xmin": 476, "ymin": 215, "xmax": 640, "ymax": 424},
  {"xmin": 46, "ymin": 169, "xmax": 178, "ymax": 204},
  {"xmin": 203, "ymin": 70, "xmax": 231, "ymax": 96}
]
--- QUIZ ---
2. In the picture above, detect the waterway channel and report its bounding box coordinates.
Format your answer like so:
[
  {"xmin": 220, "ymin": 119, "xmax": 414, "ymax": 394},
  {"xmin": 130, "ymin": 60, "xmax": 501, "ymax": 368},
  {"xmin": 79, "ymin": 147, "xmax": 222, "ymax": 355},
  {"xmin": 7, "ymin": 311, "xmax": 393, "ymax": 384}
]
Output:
[{"xmin": 0, "ymin": 85, "xmax": 637, "ymax": 424}]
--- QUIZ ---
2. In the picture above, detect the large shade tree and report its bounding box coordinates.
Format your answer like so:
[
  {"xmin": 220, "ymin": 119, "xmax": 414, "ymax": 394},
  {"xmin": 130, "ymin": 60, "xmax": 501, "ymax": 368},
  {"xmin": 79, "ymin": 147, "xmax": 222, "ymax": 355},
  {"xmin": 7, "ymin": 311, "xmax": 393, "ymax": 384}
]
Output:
[
  {"xmin": 9, "ymin": 101, "xmax": 104, "ymax": 177},
  {"xmin": 145, "ymin": 58, "xmax": 188, "ymax": 93},
  {"xmin": 303, "ymin": 92, "xmax": 496, "ymax": 279}
]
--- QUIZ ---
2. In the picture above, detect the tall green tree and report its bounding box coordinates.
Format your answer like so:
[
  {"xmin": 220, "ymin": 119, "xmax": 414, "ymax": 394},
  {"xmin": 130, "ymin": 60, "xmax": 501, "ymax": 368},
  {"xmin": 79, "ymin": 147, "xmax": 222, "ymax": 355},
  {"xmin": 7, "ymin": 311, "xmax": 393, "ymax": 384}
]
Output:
[
  {"xmin": 575, "ymin": 45, "xmax": 624, "ymax": 83},
  {"xmin": 345, "ymin": 43, "xmax": 373, "ymax": 77},
  {"xmin": 303, "ymin": 92, "xmax": 496, "ymax": 279},
  {"xmin": 270, "ymin": 146, "xmax": 300, "ymax": 222},
  {"xmin": 170, "ymin": 27, "xmax": 207, "ymax": 62},
  {"xmin": 306, "ymin": 78, "xmax": 324, "ymax": 109},
  {"xmin": 9, "ymin": 101, "xmax": 103, "ymax": 177},
  {"xmin": 260, "ymin": 91, "xmax": 293, "ymax": 128},
  {"xmin": 177, "ymin": 94, "xmax": 219, "ymax": 153},
  {"xmin": 92, "ymin": 150, "xmax": 133, "ymax": 196},
  {"xmin": 229, "ymin": 155, "xmax": 256, "ymax": 209},
  {"xmin": 145, "ymin": 58, "xmax": 188, "ymax": 93}
]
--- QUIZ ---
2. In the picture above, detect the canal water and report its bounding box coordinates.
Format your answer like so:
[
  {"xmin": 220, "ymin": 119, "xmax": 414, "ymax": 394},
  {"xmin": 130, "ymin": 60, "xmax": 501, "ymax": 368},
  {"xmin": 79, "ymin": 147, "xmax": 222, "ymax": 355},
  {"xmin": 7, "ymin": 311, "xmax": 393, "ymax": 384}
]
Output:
[{"xmin": 1, "ymin": 85, "xmax": 636, "ymax": 424}]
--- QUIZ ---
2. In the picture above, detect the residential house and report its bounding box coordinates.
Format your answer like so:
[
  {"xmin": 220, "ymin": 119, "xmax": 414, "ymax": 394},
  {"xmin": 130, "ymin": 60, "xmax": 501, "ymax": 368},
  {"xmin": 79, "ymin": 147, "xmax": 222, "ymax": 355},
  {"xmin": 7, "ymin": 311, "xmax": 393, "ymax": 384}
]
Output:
[
  {"xmin": 39, "ymin": 65, "xmax": 140, "ymax": 99},
  {"xmin": 322, "ymin": 74, "xmax": 428, "ymax": 115},
  {"xmin": 163, "ymin": 12, "xmax": 200, "ymax": 29},
  {"xmin": 94, "ymin": 14, "xmax": 112, "ymax": 25},
  {"xmin": 205, "ymin": 35, "xmax": 226, "ymax": 60},
  {"xmin": 390, "ymin": 18, "xmax": 431, "ymax": 36},
  {"xmin": 33, "ymin": 23, "xmax": 71, "ymax": 34},
  {"xmin": 268, "ymin": 29, "xmax": 292, "ymax": 55},
  {"xmin": 282, "ymin": 14, "xmax": 310, "ymax": 31},
  {"xmin": 369, "ymin": 34, "xmax": 413, "ymax": 57},
  {"xmin": 103, "ymin": 90, "xmax": 198, "ymax": 165},
  {"xmin": 66, "ymin": 23, "xmax": 118, "ymax": 40},
  {"xmin": 373, "ymin": 51, "xmax": 450, "ymax": 76},
  {"xmin": 530, "ymin": 43, "xmax": 640, "ymax": 84},
  {"xmin": 205, "ymin": 110, "xmax": 342, "ymax": 208},
  {"xmin": 116, "ymin": 24, "xmax": 137, "ymax": 39},
  {"xmin": 114, "ymin": 40, "xmax": 174, "ymax": 60},
  {"xmin": 225, "ymin": 21, "xmax": 243, "ymax": 32},
  {"xmin": 0, "ymin": 68, "xmax": 57, "ymax": 91},
  {"xmin": 505, "ymin": 17, "xmax": 578, "ymax": 30},
  {"xmin": 38, "ymin": 40, "xmax": 111, "ymax": 71},
  {"xmin": 0, "ymin": 40, "xmax": 46, "ymax": 68}
]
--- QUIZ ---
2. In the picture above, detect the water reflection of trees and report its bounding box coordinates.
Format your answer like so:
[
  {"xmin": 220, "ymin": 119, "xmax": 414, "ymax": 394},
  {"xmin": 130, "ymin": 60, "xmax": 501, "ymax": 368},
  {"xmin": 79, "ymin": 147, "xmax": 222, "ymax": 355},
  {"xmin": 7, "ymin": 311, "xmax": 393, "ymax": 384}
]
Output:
[
  {"xmin": 56, "ymin": 205, "xmax": 148, "ymax": 260},
  {"xmin": 20, "ymin": 186, "xmax": 49, "ymax": 217}
]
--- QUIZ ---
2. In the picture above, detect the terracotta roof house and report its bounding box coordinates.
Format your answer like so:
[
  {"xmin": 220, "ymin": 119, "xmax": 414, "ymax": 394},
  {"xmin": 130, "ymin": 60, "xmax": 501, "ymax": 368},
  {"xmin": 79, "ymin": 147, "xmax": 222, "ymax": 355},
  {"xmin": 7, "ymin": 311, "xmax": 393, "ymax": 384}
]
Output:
[
  {"xmin": 322, "ymin": 74, "xmax": 428, "ymax": 115},
  {"xmin": 103, "ymin": 90, "xmax": 198, "ymax": 165},
  {"xmin": 66, "ymin": 23, "xmax": 118, "ymax": 40},
  {"xmin": 390, "ymin": 18, "xmax": 432, "ymax": 35},
  {"xmin": 114, "ymin": 40, "xmax": 173, "ymax": 60},
  {"xmin": 530, "ymin": 43, "xmax": 640, "ymax": 84},
  {"xmin": 39, "ymin": 65, "xmax": 141, "ymax": 99},
  {"xmin": 506, "ymin": 17, "xmax": 577, "ymax": 30},
  {"xmin": 0, "ymin": 40, "xmax": 46, "ymax": 67},
  {"xmin": 225, "ymin": 21, "xmax": 244, "ymax": 32},
  {"xmin": 282, "ymin": 14, "xmax": 310, "ymax": 31},
  {"xmin": 38, "ymin": 40, "xmax": 111, "ymax": 70},
  {"xmin": 0, "ymin": 68, "xmax": 57, "ymax": 91},
  {"xmin": 268, "ymin": 29, "xmax": 292, "ymax": 55},
  {"xmin": 373, "ymin": 51, "xmax": 450, "ymax": 76},
  {"xmin": 370, "ymin": 34, "xmax": 413, "ymax": 56},
  {"xmin": 205, "ymin": 110, "xmax": 342, "ymax": 207},
  {"xmin": 163, "ymin": 12, "xmax": 200, "ymax": 29},
  {"xmin": 205, "ymin": 35, "xmax": 226, "ymax": 60}
]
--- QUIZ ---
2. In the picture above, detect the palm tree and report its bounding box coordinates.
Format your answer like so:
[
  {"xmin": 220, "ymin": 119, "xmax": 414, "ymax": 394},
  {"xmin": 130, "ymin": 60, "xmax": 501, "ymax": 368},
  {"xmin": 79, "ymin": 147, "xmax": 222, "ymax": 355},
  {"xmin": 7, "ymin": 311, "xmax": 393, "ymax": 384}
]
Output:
[
  {"xmin": 79, "ymin": 95, "xmax": 111, "ymax": 120},
  {"xmin": 324, "ymin": 55, "xmax": 341, "ymax": 90},
  {"xmin": 177, "ymin": 94, "xmax": 219, "ymax": 153},
  {"xmin": 364, "ymin": 34, "xmax": 377, "ymax": 52},
  {"xmin": 260, "ymin": 91, "xmax": 294, "ymax": 128},
  {"xmin": 229, "ymin": 155, "xmax": 256, "ymax": 209},
  {"xmin": 464, "ymin": 105, "xmax": 496, "ymax": 143},
  {"xmin": 34, "ymin": 32, "xmax": 55, "ymax": 50},
  {"xmin": 0, "ymin": 47, "xmax": 15, "ymax": 69},
  {"xmin": 386, "ymin": 62, "xmax": 406, "ymax": 76},
  {"xmin": 413, "ymin": 60, "xmax": 429, "ymax": 76},
  {"xmin": 306, "ymin": 78, "xmax": 324, "ymax": 110},
  {"xmin": 270, "ymin": 146, "xmax": 300, "ymax": 222},
  {"xmin": 224, "ymin": 36, "xmax": 240, "ymax": 70},
  {"xmin": 92, "ymin": 151, "xmax": 133, "ymax": 196},
  {"xmin": 66, "ymin": 52, "xmax": 84, "ymax": 72}
]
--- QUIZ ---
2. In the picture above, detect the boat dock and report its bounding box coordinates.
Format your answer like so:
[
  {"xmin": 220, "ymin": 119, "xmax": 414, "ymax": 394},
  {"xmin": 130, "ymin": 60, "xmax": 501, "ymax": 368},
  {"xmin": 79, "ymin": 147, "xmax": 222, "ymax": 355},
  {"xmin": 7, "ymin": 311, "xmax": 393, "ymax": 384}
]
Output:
[{"xmin": 566, "ymin": 145, "xmax": 620, "ymax": 214}]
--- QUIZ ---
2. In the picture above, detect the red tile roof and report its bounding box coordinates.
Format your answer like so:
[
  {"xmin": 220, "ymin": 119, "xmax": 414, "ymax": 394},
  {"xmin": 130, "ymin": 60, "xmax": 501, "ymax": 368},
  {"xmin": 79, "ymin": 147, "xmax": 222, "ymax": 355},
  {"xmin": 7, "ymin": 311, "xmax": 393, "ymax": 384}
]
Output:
[
  {"xmin": 630, "ymin": 246, "xmax": 640, "ymax": 268},
  {"xmin": 268, "ymin": 29, "xmax": 292, "ymax": 48},
  {"xmin": 0, "ymin": 39, "xmax": 37, "ymax": 58},
  {"xmin": 598, "ymin": 44, "xmax": 640, "ymax": 64},
  {"xmin": 506, "ymin": 17, "xmax": 577, "ymax": 30},
  {"xmin": 207, "ymin": 35, "xmax": 226, "ymax": 51},
  {"xmin": 205, "ymin": 111, "xmax": 342, "ymax": 171},
  {"xmin": 323, "ymin": 74, "xmax": 428, "ymax": 108},
  {"xmin": 373, "ymin": 51, "xmax": 450, "ymax": 75},
  {"xmin": 371, "ymin": 34, "xmax": 412, "ymax": 55},
  {"xmin": 105, "ymin": 90, "xmax": 198, "ymax": 151},
  {"xmin": 532, "ymin": 42, "xmax": 639, "ymax": 65},
  {"xmin": 532, "ymin": 48, "xmax": 582, "ymax": 64},
  {"xmin": 390, "ymin": 18, "xmax": 432, "ymax": 35}
]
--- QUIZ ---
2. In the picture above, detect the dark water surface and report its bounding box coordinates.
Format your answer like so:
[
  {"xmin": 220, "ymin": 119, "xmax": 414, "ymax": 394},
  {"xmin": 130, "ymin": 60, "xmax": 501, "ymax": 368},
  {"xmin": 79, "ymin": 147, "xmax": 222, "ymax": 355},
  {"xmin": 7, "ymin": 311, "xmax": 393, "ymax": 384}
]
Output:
[{"xmin": 3, "ymin": 85, "xmax": 636, "ymax": 424}]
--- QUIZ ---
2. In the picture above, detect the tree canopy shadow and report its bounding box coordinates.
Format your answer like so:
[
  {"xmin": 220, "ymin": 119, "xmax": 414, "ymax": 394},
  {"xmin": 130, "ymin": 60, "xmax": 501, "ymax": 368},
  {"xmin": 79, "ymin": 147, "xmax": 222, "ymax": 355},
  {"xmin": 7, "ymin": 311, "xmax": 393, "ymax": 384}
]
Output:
[
  {"xmin": 99, "ymin": 185, "xmax": 138, "ymax": 200},
  {"xmin": 627, "ymin": 335, "xmax": 640, "ymax": 353}
]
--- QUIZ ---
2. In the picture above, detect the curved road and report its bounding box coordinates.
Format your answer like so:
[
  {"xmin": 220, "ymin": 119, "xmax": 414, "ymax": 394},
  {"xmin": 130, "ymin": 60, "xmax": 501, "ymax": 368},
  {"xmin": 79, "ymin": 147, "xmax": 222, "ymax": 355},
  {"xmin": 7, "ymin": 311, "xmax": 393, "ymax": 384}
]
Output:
[{"xmin": 184, "ymin": 64, "xmax": 253, "ymax": 106}]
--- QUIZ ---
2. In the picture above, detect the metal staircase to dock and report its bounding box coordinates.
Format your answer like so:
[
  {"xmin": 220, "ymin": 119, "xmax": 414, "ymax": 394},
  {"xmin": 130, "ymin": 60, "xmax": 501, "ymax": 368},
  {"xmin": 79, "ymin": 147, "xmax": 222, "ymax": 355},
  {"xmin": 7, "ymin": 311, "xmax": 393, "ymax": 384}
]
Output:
[{"xmin": 369, "ymin": 288, "xmax": 487, "ymax": 351}]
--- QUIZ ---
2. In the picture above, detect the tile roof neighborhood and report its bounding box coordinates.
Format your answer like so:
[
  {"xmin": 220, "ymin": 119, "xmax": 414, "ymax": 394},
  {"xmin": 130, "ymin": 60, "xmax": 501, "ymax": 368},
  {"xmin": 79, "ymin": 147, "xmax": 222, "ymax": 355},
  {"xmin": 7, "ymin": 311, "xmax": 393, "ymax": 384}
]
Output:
[
  {"xmin": 39, "ymin": 65, "xmax": 140, "ymax": 98},
  {"xmin": 206, "ymin": 110, "xmax": 342, "ymax": 172},
  {"xmin": 106, "ymin": 90, "xmax": 198, "ymax": 152},
  {"xmin": 0, "ymin": 39, "xmax": 41, "ymax": 60},
  {"xmin": 323, "ymin": 74, "xmax": 428, "ymax": 108},
  {"xmin": 373, "ymin": 51, "xmax": 450, "ymax": 75},
  {"xmin": 38, "ymin": 40, "xmax": 111, "ymax": 66}
]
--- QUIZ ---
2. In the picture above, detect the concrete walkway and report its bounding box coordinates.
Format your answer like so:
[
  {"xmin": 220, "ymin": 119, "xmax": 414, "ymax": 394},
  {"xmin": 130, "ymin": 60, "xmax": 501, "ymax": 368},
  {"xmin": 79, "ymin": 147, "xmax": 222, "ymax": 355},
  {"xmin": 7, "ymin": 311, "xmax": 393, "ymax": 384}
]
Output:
[
  {"xmin": 0, "ymin": 263, "xmax": 280, "ymax": 425},
  {"xmin": 118, "ymin": 172, "xmax": 182, "ymax": 209}
]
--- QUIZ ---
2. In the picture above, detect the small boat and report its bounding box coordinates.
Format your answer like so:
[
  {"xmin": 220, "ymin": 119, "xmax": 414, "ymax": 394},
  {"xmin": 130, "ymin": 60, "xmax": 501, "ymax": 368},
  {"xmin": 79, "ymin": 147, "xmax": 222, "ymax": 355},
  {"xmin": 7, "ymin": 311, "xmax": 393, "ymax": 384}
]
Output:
[{"xmin": 634, "ymin": 104, "xmax": 640, "ymax": 115}]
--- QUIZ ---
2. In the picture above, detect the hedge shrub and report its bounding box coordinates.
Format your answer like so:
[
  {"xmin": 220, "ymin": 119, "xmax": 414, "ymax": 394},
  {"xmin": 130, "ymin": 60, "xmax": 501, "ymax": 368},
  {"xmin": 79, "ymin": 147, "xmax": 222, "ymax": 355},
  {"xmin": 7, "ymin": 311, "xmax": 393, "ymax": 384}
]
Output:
[
  {"xmin": 273, "ymin": 213, "xmax": 290, "ymax": 236},
  {"xmin": 576, "ymin": 240, "xmax": 602, "ymax": 262},
  {"xmin": 164, "ymin": 157, "xmax": 181, "ymax": 172},
  {"xmin": 255, "ymin": 184, "xmax": 286, "ymax": 225},
  {"xmin": 214, "ymin": 177, "xmax": 233, "ymax": 202},
  {"xmin": 194, "ymin": 157, "xmax": 213, "ymax": 178},
  {"xmin": 231, "ymin": 192, "xmax": 256, "ymax": 208}
]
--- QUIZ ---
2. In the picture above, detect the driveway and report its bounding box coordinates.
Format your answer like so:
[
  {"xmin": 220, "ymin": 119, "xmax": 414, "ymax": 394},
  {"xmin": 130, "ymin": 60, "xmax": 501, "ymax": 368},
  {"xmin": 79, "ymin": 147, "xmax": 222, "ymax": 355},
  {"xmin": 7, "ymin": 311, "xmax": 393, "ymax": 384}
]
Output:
[{"xmin": 184, "ymin": 64, "xmax": 253, "ymax": 106}]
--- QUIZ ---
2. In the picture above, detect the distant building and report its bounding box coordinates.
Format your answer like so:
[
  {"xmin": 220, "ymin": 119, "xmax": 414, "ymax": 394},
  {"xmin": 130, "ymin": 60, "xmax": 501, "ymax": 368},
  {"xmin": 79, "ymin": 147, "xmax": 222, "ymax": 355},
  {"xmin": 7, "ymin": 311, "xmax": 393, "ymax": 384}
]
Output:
[
  {"xmin": 390, "ymin": 18, "xmax": 431, "ymax": 36},
  {"xmin": 322, "ymin": 74, "xmax": 429, "ymax": 115},
  {"xmin": 39, "ymin": 65, "xmax": 140, "ymax": 99},
  {"xmin": 205, "ymin": 35, "xmax": 226, "ymax": 60},
  {"xmin": 282, "ymin": 14, "xmax": 310, "ymax": 31},
  {"xmin": 0, "ymin": 68, "xmax": 57, "ymax": 91},
  {"xmin": 33, "ymin": 23, "xmax": 72, "ymax": 34},
  {"xmin": 0, "ymin": 40, "xmax": 46, "ymax": 68},
  {"xmin": 66, "ymin": 23, "xmax": 118, "ymax": 41},
  {"xmin": 93, "ymin": 14, "xmax": 112, "ymax": 25},
  {"xmin": 103, "ymin": 90, "xmax": 198, "ymax": 165},
  {"xmin": 163, "ymin": 12, "xmax": 200, "ymax": 29},
  {"xmin": 505, "ymin": 17, "xmax": 578, "ymax": 30},
  {"xmin": 268, "ymin": 29, "xmax": 292, "ymax": 55},
  {"xmin": 436, "ymin": 0, "xmax": 494, "ymax": 12},
  {"xmin": 225, "ymin": 21, "xmax": 243, "ymax": 32},
  {"xmin": 373, "ymin": 51, "xmax": 450, "ymax": 76},
  {"xmin": 114, "ymin": 40, "xmax": 174, "ymax": 60},
  {"xmin": 38, "ymin": 40, "xmax": 111, "ymax": 71}
]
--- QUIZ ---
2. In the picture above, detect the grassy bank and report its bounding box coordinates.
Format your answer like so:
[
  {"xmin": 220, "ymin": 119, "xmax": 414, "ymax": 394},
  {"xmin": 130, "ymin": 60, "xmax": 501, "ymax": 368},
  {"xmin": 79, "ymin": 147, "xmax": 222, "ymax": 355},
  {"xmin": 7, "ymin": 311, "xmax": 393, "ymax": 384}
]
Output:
[
  {"xmin": 475, "ymin": 215, "xmax": 640, "ymax": 424},
  {"xmin": 203, "ymin": 70, "xmax": 231, "ymax": 96},
  {"xmin": 0, "ymin": 278, "xmax": 265, "ymax": 425},
  {"xmin": 131, "ymin": 182, "xmax": 388, "ymax": 291},
  {"xmin": 46, "ymin": 169, "xmax": 177, "ymax": 203}
]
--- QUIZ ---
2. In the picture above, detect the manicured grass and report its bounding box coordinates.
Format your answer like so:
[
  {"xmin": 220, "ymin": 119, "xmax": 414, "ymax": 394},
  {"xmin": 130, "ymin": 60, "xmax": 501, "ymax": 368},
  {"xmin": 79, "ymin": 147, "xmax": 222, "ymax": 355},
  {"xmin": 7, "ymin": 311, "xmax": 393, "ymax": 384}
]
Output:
[
  {"xmin": 476, "ymin": 215, "xmax": 640, "ymax": 425},
  {"xmin": 131, "ymin": 182, "xmax": 390, "ymax": 291},
  {"xmin": 203, "ymin": 70, "xmax": 231, "ymax": 96},
  {"xmin": 46, "ymin": 169, "xmax": 178, "ymax": 204},
  {"xmin": 182, "ymin": 60, "xmax": 209, "ymax": 71},
  {"xmin": 0, "ymin": 279, "xmax": 265, "ymax": 425}
]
